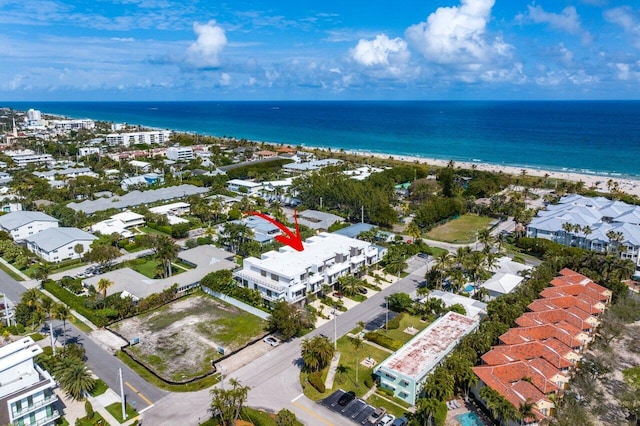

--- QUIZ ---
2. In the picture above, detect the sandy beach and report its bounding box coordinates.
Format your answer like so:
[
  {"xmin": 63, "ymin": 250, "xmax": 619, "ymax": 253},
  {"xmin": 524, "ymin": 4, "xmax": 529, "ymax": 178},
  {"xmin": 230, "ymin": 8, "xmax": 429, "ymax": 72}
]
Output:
[{"xmin": 322, "ymin": 147, "xmax": 640, "ymax": 198}]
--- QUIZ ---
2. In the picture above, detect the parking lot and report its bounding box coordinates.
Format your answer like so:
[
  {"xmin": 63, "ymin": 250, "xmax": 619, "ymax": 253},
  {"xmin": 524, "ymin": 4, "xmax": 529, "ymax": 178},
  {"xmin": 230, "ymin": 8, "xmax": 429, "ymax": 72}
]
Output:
[{"xmin": 320, "ymin": 389, "xmax": 377, "ymax": 425}]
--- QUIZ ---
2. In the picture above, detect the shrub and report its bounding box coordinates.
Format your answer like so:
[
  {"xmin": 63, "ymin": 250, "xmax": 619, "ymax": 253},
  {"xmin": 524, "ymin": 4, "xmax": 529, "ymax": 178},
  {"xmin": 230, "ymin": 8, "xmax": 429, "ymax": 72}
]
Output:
[
  {"xmin": 85, "ymin": 400, "xmax": 94, "ymax": 419},
  {"xmin": 16, "ymin": 324, "xmax": 25, "ymax": 334},
  {"xmin": 364, "ymin": 331, "xmax": 403, "ymax": 351},
  {"xmin": 386, "ymin": 312, "xmax": 404, "ymax": 330},
  {"xmin": 434, "ymin": 400, "xmax": 448, "ymax": 426},
  {"xmin": 378, "ymin": 387, "xmax": 394, "ymax": 397},
  {"xmin": 308, "ymin": 371, "xmax": 326, "ymax": 393},
  {"xmin": 364, "ymin": 375, "xmax": 374, "ymax": 389}
]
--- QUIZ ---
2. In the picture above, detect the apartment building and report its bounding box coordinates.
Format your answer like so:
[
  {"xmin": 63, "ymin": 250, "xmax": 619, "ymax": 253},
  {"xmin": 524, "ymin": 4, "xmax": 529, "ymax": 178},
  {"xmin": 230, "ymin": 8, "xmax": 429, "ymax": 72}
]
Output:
[
  {"xmin": 233, "ymin": 232, "xmax": 386, "ymax": 304},
  {"xmin": 25, "ymin": 227, "xmax": 97, "ymax": 262},
  {"xmin": 0, "ymin": 337, "xmax": 59, "ymax": 426},
  {"xmin": 166, "ymin": 147, "xmax": 195, "ymax": 161},
  {"xmin": 106, "ymin": 130, "xmax": 172, "ymax": 147},
  {"xmin": 0, "ymin": 211, "xmax": 59, "ymax": 241}
]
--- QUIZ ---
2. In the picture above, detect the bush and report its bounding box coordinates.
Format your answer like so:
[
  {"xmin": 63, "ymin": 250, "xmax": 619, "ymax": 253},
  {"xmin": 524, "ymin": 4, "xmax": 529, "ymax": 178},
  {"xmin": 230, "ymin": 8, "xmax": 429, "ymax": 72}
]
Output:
[
  {"xmin": 85, "ymin": 400, "xmax": 94, "ymax": 419},
  {"xmin": 378, "ymin": 387, "xmax": 394, "ymax": 397},
  {"xmin": 16, "ymin": 324, "xmax": 25, "ymax": 334},
  {"xmin": 434, "ymin": 400, "xmax": 448, "ymax": 426},
  {"xmin": 364, "ymin": 331, "xmax": 403, "ymax": 351},
  {"xmin": 386, "ymin": 312, "xmax": 404, "ymax": 330},
  {"xmin": 364, "ymin": 375, "xmax": 374, "ymax": 389},
  {"xmin": 308, "ymin": 371, "xmax": 326, "ymax": 393}
]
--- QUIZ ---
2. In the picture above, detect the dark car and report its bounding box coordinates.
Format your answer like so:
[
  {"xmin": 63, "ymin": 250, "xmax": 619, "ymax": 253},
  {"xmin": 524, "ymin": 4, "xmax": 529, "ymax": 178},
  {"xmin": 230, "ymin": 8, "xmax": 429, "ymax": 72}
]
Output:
[
  {"xmin": 338, "ymin": 391, "xmax": 356, "ymax": 406},
  {"xmin": 358, "ymin": 287, "xmax": 368, "ymax": 295}
]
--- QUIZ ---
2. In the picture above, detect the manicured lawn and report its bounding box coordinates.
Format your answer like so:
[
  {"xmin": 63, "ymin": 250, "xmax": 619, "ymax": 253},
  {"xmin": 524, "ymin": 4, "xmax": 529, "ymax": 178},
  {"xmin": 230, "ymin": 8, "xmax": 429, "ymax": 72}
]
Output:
[
  {"xmin": 89, "ymin": 379, "xmax": 108, "ymax": 397},
  {"xmin": 74, "ymin": 412, "xmax": 108, "ymax": 426},
  {"xmin": 0, "ymin": 262, "xmax": 24, "ymax": 281},
  {"xmin": 301, "ymin": 334, "xmax": 392, "ymax": 401},
  {"xmin": 382, "ymin": 314, "xmax": 431, "ymax": 345},
  {"xmin": 105, "ymin": 402, "xmax": 138, "ymax": 423},
  {"xmin": 139, "ymin": 226, "xmax": 169, "ymax": 236},
  {"xmin": 128, "ymin": 258, "xmax": 184, "ymax": 279},
  {"xmin": 367, "ymin": 393, "xmax": 411, "ymax": 418},
  {"xmin": 426, "ymin": 214, "xmax": 494, "ymax": 243}
]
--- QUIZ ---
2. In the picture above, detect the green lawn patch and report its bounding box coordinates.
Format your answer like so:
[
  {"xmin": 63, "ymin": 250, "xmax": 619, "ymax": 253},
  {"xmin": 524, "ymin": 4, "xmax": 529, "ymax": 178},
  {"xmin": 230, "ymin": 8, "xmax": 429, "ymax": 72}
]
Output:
[
  {"xmin": 366, "ymin": 393, "xmax": 410, "ymax": 418},
  {"xmin": 345, "ymin": 293, "xmax": 367, "ymax": 303},
  {"xmin": 105, "ymin": 402, "xmax": 138, "ymax": 424},
  {"xmin": 426, "ymin": 214, "xmax": 494, "ymax": 243},
  {"xmin": 74, "ymin": 412, "xmax": 108, "ymax": 426},
  {"xmin": 382, "ymin": 314, "xmax": 431, "ymax": 345},
  {"xmin": 89, "ymin": 379, "xmax": 108, "ymax": 397},
  {"xmin": 139, "ymin": 226, "xmax": 169, "ymax": 236},
  {"xmin": 0, "ymin": 262, "xmax": 24, "ymax": 281}
]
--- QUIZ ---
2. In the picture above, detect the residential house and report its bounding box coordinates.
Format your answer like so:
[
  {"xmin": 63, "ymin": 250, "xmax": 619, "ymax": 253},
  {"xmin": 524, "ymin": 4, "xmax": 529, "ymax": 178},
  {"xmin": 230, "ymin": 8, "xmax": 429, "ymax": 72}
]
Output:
[
  {"xmin": 374, "ymin": 312, "xmax": 479, "ymax": 405},
  {"xmin": 333, "ymin": 222, "xmax": 396, "ymax": 242},
  {"xmin": 423, "ymin": 290, "xmax": 488, "ymax": 320},
  {"xmin": 0, "ymin": 337, "xmax": 59, "ymax": 426},
  {"xmin": 34, "ymin": 167, "xmax": 98, "ymax": 182},
  {"xmin": 481, "ymin": 272, "xmax": 524, "ymax": 300},
  {"xmin": 25, "ymin": 227, "xmax": 97, "ymax": 262},
  {"xmin": 233, "ymin": 232, "xmax": 386, "ymax": 304},
  {"xmin": 0, "ymin": 211, "xmax": 59, "ymax": 241},
  {"xmin": 121, "ymin": 173, "xmax": 163, "ymax": 190},
  {"xmin": 227, "ymin": 179, "xmax": 263, "ymax": 195},
  {"xmin": 294, "ymin": 210, "xmax": 344, "ymax": 231}
]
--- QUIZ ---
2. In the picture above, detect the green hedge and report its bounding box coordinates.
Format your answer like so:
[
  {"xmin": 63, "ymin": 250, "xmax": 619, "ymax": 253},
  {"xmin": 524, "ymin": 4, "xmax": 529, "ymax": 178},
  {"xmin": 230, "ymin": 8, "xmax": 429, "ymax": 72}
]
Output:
[
  {"xmin": 386, "ymin": 312, "xmax": 404, "ymax": 330},
  {"xmin": 308, "ymin": 371, "xmax": 326, "ymax": 393},
  {"xmin": 434, "ymin": 400, "xmax": 448, "ymax": 426},
  {"xmin": 364, "ymin": 331, "xmax": 403, "ymax": 351},
  {"xmin": 43, "ymin": 281, "xmax": 107, "ymax": 327}
]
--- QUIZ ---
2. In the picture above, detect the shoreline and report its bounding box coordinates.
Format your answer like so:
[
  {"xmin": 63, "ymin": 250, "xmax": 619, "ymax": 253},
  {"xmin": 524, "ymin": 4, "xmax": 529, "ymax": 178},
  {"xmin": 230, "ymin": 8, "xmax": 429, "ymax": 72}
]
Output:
[
  {"xmin": 286, "ymin": 143, "xmax": 640, "ymax": 198},
  {"xmin": 14, "ymin": 107, "xmax": 640, "ymax": 198}
]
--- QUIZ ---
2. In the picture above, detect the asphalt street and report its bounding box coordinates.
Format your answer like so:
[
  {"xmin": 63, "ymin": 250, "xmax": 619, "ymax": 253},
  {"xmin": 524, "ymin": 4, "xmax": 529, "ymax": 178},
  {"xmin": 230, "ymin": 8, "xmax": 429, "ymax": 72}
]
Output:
[
  {"xmin": 142, "ymin": 256, "xmax": 431, "ymax": 425},
  {"xmin": 0, "ymin": 268, "xmax": 167, "ymax": 411}
]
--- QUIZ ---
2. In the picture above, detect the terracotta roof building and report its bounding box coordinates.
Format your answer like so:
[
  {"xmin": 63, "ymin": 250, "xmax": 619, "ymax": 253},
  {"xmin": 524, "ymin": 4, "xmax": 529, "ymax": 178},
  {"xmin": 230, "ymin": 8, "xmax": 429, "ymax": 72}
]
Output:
[{"xmin": 472, "ymin": 269, "xmax": 609, "ymax": 424}]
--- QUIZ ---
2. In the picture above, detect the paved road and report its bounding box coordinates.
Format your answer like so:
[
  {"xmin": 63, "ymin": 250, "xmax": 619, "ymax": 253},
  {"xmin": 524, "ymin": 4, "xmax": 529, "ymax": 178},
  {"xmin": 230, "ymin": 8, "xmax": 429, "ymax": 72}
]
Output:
[
  {"xmin": 142, "ymin": 256, "xmax": 431, "ymax": 425},
  {"xmin": 0, "ymin": 268, "xmax": 167, "ymax": 411}
]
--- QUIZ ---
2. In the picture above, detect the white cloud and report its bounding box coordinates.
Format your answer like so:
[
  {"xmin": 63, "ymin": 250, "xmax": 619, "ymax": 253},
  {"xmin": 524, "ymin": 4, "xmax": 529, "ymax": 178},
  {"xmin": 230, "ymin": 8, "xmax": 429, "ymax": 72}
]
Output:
[
  {"xmin": 350, "ymin": 34, "xmax": 409, "ymax": 66},
  {"xmin": 219, "ymin": 72, "xmax": 231, "ymax": 86},
  {"xmin": 405, "ymin": 0, "xmax": 509, "ymax": 64},
  {"xmin": 523, "ymin": 5, "xmax": 592, "ymax": 44},
  {"xmin": 110, "ymin": 37, "xmax": 134, "ymax": 42},
  {"xmin": 604, "ymin": 7, "xmax": 640, "ymax": 49},
  {"xmin": 186, "ymin": 20, "xmax": 227, "ymax": 68}
]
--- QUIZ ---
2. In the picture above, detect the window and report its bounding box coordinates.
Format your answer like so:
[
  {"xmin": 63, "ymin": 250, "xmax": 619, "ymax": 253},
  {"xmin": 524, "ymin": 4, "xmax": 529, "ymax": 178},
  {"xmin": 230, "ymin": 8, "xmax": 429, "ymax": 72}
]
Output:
[
  {"xmin": 271, "ymin": 273, "xmax": 278, "ymax": 281},
  {"xmin": 260, "ymin": 270, "xmax": 267, "ymax": 277}
]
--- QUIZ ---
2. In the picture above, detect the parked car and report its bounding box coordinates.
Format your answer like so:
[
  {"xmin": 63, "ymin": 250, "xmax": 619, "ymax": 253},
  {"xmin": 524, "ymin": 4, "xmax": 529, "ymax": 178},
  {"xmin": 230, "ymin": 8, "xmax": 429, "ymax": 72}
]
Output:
[
  {"xmin": 377, "ymin": 414, "xmax": 396, "ymax": 426},
  {"xmin": 358, "ymin": 287, "xmax": 368, "ymax": 295},
  {"xmin": 417, "ymin": 252, "xmax": 429, "ymax": 259},
  {"xmin": 334, "ymin": 291, "xmax": 343, "ymax": 298},
  {"xmin": 262, "ymin": 336, "xmax": 280, "ymax": 347},
  {"xmin": 368, "ymin": 407, "xmax": 386, "ymax": 424},
  {"xmin": 338, "ymin": 391, "xmax": 356, "ymax": 407},
  {"xmin": 392, "ymin": 417, "xmax": 408, "ymax": 426}
]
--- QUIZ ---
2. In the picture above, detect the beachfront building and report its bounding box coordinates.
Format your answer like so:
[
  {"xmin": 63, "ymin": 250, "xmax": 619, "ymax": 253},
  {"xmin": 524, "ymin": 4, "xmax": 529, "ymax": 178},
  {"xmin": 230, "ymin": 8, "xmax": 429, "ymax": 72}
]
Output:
[
  {"xmin": 0, "ymin": 211, "xmax": 59, "ymax": 241},
  {"xmin": 374, "ymin": 312, "xmax": 479, "ymax": 405},
  {"xmin": 472, "ymin": 269, "xmax": 611, "ymax": 425},
  {"xmin": 25, "ymin": 227, "xmax": 97, "ymax": 262},
  {"xmin": 233, "ymin": 232, "xmax": 386, "ymax": 305},
  {"xmin": 282, "ymin": 159, "xmax": 342, "ymax": 173},
  {"xmin": 48, "ymin": 119, "xmax": 95, "ymax": 132},
  {"xmin": 106, "ymin": 130, "xmax": 172, "ymax": 147},
  {"xmin": 527, "ymin": 194, "xmax": 640, "ymax": 268},
  {"xmin": 166, "ymin": 146, "xmax": 195, "ymax": 161},
  {"xmin": 0, "ymin": 337, "xmax": 59, "ymax": 426}
]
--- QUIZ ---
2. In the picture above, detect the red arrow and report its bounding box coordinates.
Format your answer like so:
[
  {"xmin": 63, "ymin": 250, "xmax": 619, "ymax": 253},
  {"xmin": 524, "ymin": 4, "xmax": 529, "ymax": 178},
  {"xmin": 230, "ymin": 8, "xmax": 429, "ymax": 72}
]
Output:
[{"xmin": 247, "ymin": 210, "xmax": 305, "ymax": 252}]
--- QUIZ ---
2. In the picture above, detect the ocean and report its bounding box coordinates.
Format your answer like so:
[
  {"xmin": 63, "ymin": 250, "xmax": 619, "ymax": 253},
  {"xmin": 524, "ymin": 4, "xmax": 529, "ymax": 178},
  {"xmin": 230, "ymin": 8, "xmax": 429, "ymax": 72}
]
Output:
[{"xmin": 5, "ymin": 101, "xmax": 640, "ymax": 178}]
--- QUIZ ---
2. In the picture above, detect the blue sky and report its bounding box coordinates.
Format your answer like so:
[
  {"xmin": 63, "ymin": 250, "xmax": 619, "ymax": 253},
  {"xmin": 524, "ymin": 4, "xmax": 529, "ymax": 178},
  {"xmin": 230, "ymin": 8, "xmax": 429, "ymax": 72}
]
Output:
[{"xmin": 1, "ymin": 0, "xmax": 640, "ymax": 100}]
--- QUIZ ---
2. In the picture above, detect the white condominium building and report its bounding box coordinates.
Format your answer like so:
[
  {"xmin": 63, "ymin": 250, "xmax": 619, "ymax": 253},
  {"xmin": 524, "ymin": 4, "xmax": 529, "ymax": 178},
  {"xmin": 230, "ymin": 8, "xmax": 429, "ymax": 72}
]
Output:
[
  {"xmin": 166, "ymin": 146, "xmax": 195, "ymax": 161},
  {"xmin": 106, "ymin": 130, "xmax": 172, "ymax": 147},
  {"xmin": 0, "ymin": 337, "xmax": 59, "ymax": 426},
  {"xmin": 234, "ymin": 232, "xmax": 386, "ymax": 304}
]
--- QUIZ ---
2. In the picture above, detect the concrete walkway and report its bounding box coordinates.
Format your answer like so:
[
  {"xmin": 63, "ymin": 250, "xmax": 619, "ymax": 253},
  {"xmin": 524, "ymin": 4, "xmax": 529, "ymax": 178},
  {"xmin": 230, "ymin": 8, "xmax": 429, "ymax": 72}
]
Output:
[{"xmin": 324, "ymin": 352, "xmax": 341, "ymax": 389}]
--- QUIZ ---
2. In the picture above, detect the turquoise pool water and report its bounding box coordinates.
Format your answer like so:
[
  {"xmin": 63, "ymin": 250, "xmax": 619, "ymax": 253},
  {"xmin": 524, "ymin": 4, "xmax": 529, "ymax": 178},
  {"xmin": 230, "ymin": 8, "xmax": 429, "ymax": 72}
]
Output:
[
  {"xmin": 464, "ymin": 284, "xmax": 475, "ymax": 293},
  {"xmin": 456, "ymin": 412, "xmax": 485, "ymax": 426}
]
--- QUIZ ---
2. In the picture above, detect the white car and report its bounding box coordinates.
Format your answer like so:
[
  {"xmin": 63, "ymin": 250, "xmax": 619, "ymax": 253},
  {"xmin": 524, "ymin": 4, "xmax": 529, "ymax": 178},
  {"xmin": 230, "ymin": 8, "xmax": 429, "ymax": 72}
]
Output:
[
  {"xmin": 263, "ymin": 336, "xmax": 280, "ymax": 347},
  {"xmin": 377, "ymin": 414, "xmax": 396, "ymax": 426}
]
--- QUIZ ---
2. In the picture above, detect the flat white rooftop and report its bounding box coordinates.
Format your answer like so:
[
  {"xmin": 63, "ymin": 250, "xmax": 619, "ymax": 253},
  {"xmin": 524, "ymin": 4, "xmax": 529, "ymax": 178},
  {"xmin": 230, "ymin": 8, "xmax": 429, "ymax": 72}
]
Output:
[
  {"xmin": 379, "ymin": 312, "xmax": 478, "ymax": 380},
  {"xmin": 246, "ymin": 232, "xmax": 372, "ymax": 278}
]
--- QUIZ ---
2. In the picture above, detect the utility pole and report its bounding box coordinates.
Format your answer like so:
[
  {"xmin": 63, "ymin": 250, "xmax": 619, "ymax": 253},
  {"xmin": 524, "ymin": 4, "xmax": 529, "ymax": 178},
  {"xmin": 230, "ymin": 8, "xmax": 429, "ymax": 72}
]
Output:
[
  {"xmin": 49, "ymin": 321, "xmax": 56, "ymax": 356},
  {"xmin": 2, "ymin": 294, "xmax": 10, "ymax": 327},
  {"xmin": 119, "ymin": 368, "xmax": 126, "ymax": 421},
  {"xmin": 333, "ymin": 308, "xmax": 338, "ymax": 351},
  {"xmin": 361, "ymin": 205, "xmax": 364, "ymax": 223}
]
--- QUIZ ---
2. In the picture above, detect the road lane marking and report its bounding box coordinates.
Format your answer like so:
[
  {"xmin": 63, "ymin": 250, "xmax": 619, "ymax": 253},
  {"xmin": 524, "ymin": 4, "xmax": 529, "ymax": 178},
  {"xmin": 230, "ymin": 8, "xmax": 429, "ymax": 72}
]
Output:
[
  {"xmin": 125, "ymin": 381, "xmax": 154, "ymax": 406},
  {"xmin": 292, "ymin": 401, "xmax": 334, "ymax": 426},
  {"xmin": 291, "ymin": 393, "xmax": 303, "ymax": 402}
]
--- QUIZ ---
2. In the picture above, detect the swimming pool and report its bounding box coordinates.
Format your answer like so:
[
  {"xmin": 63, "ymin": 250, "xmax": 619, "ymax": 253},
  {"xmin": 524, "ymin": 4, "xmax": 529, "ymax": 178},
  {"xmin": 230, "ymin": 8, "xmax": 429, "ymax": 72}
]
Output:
[
  {"xmin": 456, "ymin": 412, "xmax": 485, "ymax": 426},
  {"xmin": 464, "ymin": 284, "xmax": 475, "ymax": 293}
]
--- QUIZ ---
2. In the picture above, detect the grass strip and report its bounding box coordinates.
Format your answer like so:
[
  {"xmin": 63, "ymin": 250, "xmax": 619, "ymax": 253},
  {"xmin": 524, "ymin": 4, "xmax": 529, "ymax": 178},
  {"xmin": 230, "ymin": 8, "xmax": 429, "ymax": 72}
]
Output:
[
  {"xmin": 0, "ymin": 262, "xmax": 24, "ymax": 281},
  {"xmin": 105, "ymin": 402, "xmax": 138, "ymax": 424}
]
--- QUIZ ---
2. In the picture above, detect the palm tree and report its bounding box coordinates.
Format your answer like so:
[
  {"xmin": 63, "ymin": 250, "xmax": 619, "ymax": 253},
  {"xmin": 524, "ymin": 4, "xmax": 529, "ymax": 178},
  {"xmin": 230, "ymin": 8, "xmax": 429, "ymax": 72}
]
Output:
[
  {"xmin": 562, "ymin": 222, "xmax": 574, "ymax": 245},
  {"xmin": 349, "ymin": 336, "xmax": 364, "ymax": 387},
  {"xmin": 477, "ymin": 228, "xmax": 493, "ymax": 250},
  {"xmin": 405, "ymin": 221, "xmax": 421, "ymax": 241},
  {"xmin": 55, "ymin": 360, "xmax": 95, "ymax": 401},
  {"xmin": 55, "ymin": 304, "xmax": 70, "ymax": 347},
  {"xmin": 383, "ymin": 251, "xmax": 407, "ymax": 279},
  {"xmin": 96, "ymin": 278, "xmax": 113, "ymax": 308},
  {"xmin": 153, "ymin": 235, "xmax": 180, "ymax": 278},
  {"xmin": 335, "ymin": 364, "xmax": 349, "ymax": 384},
  {"xmin": 338, "ymin": 276, "xmax": 366, "ymax": 297},
  {"xmin": 582, "ymin": 225, "xmax": 592, "ymax": 250},
  {"xmin": 414, "ymin": 398, "xmax": 440, "ymax": 426},
  {"xmin": 518, "ymin": 400, "xmax": 536, "ymax": 425},
  {"xmin": 300, "ymin": 335, "xmax": 334, "ymax": 372}
]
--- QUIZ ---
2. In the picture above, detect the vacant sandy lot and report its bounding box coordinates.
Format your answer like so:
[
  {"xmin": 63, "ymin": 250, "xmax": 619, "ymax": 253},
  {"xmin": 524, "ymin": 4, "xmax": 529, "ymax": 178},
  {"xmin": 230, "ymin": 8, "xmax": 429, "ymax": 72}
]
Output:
[{"xmin": 110, "ymin": 294, "xmax": 267, "ymax": 382}]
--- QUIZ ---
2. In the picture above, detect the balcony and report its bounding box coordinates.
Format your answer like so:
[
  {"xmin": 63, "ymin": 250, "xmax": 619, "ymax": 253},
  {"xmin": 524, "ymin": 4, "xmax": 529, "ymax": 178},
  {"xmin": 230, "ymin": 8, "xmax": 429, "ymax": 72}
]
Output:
[
  {"xmin": 12, "ymin": 394, "xmax": 58, "ymax": 418},
  {"xmin": 35, "ymin": 409, "xmax": 60, "ymax": 426}
]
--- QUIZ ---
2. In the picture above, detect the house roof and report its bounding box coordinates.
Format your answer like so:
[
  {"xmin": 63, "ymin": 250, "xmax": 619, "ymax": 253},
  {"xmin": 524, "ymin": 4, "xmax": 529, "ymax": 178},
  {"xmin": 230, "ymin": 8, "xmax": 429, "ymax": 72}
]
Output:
[
  {"xmin": 0, "ymin": 210, "xmax": 58, "ymax": 232},
  {"xmin": 24, "ymin": 227, "xmax": 97, "ymax": 252},
  {"xmin": 481, "ymin": 272, "xmax": 524, "ymax": 295},
  {"xmin": 294, "ymin": 209, "xmax": 344, "ymax": 230},
  {"xmin": 423, "ymin": 290, "xmax": 487, "ymax": 319}
]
